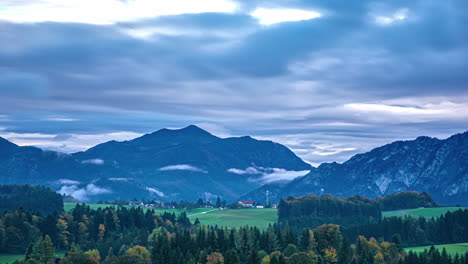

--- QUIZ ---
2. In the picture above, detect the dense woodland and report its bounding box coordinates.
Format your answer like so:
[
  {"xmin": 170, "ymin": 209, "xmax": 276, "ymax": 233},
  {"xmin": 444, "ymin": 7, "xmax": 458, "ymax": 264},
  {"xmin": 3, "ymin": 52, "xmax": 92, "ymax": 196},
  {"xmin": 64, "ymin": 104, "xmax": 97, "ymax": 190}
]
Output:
[
  {"xmin": 343, "ymin": 209, "xmax": 468, "ymax": 247},
  {"xmin": 278, "ymin": 194, "xmax": 382, "ymax": 229},
  {"xmin": 2, "ymin": 205, "xmax": 468, "ymax": 264},
  {"xmin": 0, "ymin": 185, "xmax": 63, "ymax": 215},
  {"xmin": 2, "ymin": 204, "xmax": 406, "ymax": 264},
  {"xmin": 277, "ymin": 192, "xmax": 441, "ymax": 231},
  {"xmin": 375, "ymin": 192, "xmax": 439, "ymax": 211}
]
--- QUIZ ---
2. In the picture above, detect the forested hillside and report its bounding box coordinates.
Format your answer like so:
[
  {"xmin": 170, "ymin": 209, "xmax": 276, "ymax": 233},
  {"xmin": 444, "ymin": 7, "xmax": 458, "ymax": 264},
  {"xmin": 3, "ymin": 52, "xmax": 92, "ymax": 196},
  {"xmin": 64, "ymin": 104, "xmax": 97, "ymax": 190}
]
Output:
[
  {"xmin": 278, "ymin": 194, "xmax": 382, "ymax": 229},
  {"xmin": 0, "ymin": 185, "xmax": 63, "ymax": 214}
]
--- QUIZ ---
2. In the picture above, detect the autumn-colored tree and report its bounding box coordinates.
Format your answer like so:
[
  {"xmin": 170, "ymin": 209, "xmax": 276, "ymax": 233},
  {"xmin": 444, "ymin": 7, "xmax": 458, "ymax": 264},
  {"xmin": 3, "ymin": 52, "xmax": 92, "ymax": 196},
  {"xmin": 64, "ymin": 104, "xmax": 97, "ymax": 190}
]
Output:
[
  {"xmin": 322, "ymin": 247, "xmax": 337, "ymax": 264},
  {"xmin": 127, "ymin": 245, "xmax": 150, "ymax": 263},
  {"xmin": 84, "ymin": 249, "xmax": 101, "ymax": 264},
  {"xmin": 56, "ymin": 219, "xmax": 70, "ymax": 249},
  {"xmin": 98, "ymin": 224, "xmax": 105, "ymax": 241},
  {"xmin": 207, "ymin": 252, "xmax": 224, "ymax": 264}
]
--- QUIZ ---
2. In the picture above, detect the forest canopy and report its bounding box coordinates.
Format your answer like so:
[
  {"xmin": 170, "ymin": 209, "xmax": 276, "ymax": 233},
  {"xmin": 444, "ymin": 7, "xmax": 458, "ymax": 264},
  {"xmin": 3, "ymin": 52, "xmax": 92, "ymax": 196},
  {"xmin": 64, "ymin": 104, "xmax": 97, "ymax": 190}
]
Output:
[
  {"xmin": 278, "ymin": 194, "xmax": 382, "ymax": 229},
  {"xmin": 0, "ymin": 185, "xmax": 63, "ymax": 214}
]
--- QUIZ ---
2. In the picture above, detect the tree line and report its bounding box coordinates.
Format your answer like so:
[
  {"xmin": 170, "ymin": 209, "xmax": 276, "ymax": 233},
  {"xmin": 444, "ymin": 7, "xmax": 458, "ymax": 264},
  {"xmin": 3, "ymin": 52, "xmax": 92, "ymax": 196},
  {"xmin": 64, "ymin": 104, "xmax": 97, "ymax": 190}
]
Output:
[
  {"xmin": 342, "ymin": 209, "xmax": 468, "ymax": 247},
  {"xmin": 375, "ymin": 191, "xmax": 439, "ymax": 211},
  {"xmin": 278, "ymin": 194, "xmax": 382, "ymax": 228}
]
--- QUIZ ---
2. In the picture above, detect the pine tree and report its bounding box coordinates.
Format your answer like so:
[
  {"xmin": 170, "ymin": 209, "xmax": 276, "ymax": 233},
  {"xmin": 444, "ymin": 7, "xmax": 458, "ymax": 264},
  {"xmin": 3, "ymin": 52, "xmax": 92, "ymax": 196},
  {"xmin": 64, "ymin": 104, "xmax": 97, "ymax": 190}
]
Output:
[
  {"xmin": 248, "ymin": 250, "xmax": 260, "ymax": 264},
  {"xmin": 42, "ymin": 235, "xmax": 55, "ymax": 263}
]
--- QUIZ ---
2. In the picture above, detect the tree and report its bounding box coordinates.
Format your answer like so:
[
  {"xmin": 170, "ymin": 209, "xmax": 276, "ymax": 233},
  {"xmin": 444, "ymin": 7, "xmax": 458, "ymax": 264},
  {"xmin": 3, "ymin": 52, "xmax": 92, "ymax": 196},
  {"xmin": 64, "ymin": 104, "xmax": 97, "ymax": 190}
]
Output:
[
  {"xmin": 207, "ymin": 252, "xmax": 224, "ymax": 264},
  {"xmin": 216, "ymin": 197, "xmax": 222, "ymax": 208},
  {"xmin": 248, "ymin": 250, "xmax": 260, "ymax": 264},
  {"xmin": 391, "ymin": 234, "xmax": 402, "ymax": 249},
  {"xmin": 322, "ymin": 248, "xmax": 338, "ymax": 264},
  {"xmin": 98, "ymin": 224, "xmax": 105, "ymax": 241},
  {"xmin": 30, "ymin": 235, "xmax": 55, "ymax": 263},
  {"xmin": 127, "ymin": 245, "xmax": 150, "ymax": 263},
  {"xmin": 314, "ymin": 224, "xmax": 342, "ymax": 252},
  {"xmin": 225, "ymin": 249, "xmax": 240, "ymax": 264},
  {"xmin": 84, "ymin": 249, "xmax": 101, "ymax": 264},
  {"xmin": 197, "ymin": 198, "xmax": 205, "ymax": 207},
  {"xmin": 284, "ymin": 244, "xmax": 299, "ymax": 257},
  {"xmin": 56, "ymin": 219, "xmax": 70, "ymax": 249},
  {"xmin": 286, "ymin": 252, "xmax": 317, "ymax": 264}
]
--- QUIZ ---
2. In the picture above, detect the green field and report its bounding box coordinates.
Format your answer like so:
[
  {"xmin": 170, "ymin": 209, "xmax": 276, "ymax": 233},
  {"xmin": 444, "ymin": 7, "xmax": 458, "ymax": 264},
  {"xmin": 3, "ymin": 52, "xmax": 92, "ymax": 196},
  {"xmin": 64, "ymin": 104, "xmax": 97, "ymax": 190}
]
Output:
[
  {"xmin": 0, "ymin": 252, "xmax": 65, "ymax": 264},
  {"xmin": 0, "ymin": 254, "xmax": 24, "ymax": 264},
  {"xmin": 64, "ymin": 203, "xmax": 214, "ymax": 216},
  {"xmin": 405, "ymin": 243, "xmax": 468, "ymax": 256},
  {"xmin": 189, "ymin": 208, "xmax": 278, "ymax": 229},
  {"xmin": 63, "ymin": 204, "xmax": 468, "ymax": 230},
  {"xmin": 382, "ymin": 207, "xmax": 467, "ymax": 218}
]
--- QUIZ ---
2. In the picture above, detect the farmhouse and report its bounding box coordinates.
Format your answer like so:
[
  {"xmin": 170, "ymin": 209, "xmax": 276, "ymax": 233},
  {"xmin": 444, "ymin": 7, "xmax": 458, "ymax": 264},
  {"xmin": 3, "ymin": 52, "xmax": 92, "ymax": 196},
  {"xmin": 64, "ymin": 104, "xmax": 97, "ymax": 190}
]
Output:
[{"xmin": 238, "ymin": 200, "xmax": 255, "ymax": 208}]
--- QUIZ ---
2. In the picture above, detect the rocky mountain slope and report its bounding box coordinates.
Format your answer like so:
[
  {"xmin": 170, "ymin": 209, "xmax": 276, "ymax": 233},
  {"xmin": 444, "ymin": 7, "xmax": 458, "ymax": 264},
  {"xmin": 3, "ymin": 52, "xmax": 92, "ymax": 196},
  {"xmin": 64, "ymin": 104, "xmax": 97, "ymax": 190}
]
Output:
[{"xmin": 242, "ymin": 132, "xmax": 468, "ymax": 205}]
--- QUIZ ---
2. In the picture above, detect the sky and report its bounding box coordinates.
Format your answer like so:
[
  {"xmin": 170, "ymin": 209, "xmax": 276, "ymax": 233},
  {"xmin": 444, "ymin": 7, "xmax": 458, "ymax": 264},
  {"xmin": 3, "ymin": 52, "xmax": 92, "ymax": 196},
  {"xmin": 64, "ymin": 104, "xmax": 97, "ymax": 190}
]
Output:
[{"xmin": 0, "ymin": 0, "xmax": 467, "ymax": 166}]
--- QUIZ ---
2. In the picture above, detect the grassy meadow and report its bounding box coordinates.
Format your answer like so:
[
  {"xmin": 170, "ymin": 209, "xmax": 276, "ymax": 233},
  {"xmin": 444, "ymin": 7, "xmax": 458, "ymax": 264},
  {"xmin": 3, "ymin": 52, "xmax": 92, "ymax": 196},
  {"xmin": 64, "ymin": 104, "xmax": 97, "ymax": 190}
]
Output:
[
  {"xmin": 189, "ymin": 208, "xmax": 278, "ymax": 229},
  {"xmin": 382, "ymin": 207, "xmax": 467, "ymax": 218},
  {"xmin": 64, "ymin": 203, "xmax": 214, "ymax": 216},
  {"xmin": 405, "ymin": 243, "xmax": 468, "ymax": 256},
  {"xmin": 0, "ymin": 254, "xmax": 24, "ymax": 264},
  {"xmin": 0, "ymin": 252, "xmax": 65, "ymax": 264}
]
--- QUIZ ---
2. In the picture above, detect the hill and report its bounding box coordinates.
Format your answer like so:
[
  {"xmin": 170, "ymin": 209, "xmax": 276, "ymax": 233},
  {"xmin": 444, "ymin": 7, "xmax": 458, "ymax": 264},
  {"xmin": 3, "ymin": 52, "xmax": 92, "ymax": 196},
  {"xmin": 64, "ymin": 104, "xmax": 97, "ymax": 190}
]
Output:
[{"xmin": 243, "ymin": 132, "xmax": 468, "ymax": 205}]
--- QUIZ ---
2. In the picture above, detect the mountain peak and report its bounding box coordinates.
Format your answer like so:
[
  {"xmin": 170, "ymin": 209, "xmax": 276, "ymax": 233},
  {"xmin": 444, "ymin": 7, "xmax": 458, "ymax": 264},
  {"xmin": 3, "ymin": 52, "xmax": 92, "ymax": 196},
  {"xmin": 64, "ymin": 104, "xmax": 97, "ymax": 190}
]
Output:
[
  {"xmin": 179, "ymin": 125, "xmax": 209, "ymax": 133},
  {"xmin": 134, "ymin": 125, "xmax": 219, "ymax": 146},
  {"xmin": 155, "ymin": 125, "xmax": 216, "ymax": 138}
]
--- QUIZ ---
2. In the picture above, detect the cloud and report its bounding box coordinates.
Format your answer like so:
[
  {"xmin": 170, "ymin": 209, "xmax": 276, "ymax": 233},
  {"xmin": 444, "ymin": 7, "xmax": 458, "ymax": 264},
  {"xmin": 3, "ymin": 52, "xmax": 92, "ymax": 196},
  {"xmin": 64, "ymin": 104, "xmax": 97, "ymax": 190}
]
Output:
[
  {"xmin": 108, "ymin": 178, "xmax": 132, "ymax": 181},
  {"xmin": 145, "ymin": 187, "xmax": 165, "ymax": 197},
  {"xmin": 43, "ymin": 117, "xmax": 79, "ymax": 122},
  {"xmin": 159, "ymin": 164, "xmax": 207, "ymax": 173},
  {"xmin": 81, "ymin": 158, "xmax": 104, "ymax": 165},
  {"xmin": 253, "ymin": 169, "xmax": 310, "ymax": 184},
  {"xmin": 58, "ymin": 183, "xmax": 112, "ymax": 201},
  {"xmin": 228, "ymin": 166, "xmax": 310, "ymax": 183},
  {"xmin": 0, "ymin": 0, "xmax": 239, "ymax": 24},
  {"xmin": 250, "ymin": 8, "xmax": 322, "ymax": 25},
  {"xmin": 374, "ymin": 8, "xmax": 410, "ymax": 26},
  {"xmin": 57, "ymin": 179, "xmax": 81, "ymax": 185},
  {"xmin": 228, "ymin": 167, "xmax": 261, "ymax": 175},
  {"xmin": 0, "ymin": 130, "xmax": 142, "ymax": 152}
]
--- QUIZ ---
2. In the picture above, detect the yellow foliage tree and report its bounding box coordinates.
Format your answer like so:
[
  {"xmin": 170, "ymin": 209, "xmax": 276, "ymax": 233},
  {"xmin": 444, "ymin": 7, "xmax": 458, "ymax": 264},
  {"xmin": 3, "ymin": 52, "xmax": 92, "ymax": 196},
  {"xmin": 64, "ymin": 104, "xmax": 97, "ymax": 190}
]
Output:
[
  {"xmin": 322, "ymin": 247, "xmax": 337, "ymax": 264},
  {"xmin": 206, "ymin": 252, "xmax": 224, "ymax": 264},
  {"xmin": 127, "ymin": 245, "xmax": 150, "ymax": 263},
  {"xmin": 84, "ymin": 249, "xmax": 101, "ymax": 264}
]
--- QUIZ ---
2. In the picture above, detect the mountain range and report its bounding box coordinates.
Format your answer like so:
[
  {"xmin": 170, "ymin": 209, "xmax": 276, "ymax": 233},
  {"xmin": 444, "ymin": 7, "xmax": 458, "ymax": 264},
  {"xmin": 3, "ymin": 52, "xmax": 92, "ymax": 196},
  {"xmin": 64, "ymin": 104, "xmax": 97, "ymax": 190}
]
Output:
[
  {"xmin": 243, "ymin": 131, "xmax": 468, "ymax": 205},
  {"xmin": 0, "ymin": 126, "xmax": 467, "ymax": 205},
  {"xmin": 0, "ymin": 125, "xmax": 311, "ymax": 202}
]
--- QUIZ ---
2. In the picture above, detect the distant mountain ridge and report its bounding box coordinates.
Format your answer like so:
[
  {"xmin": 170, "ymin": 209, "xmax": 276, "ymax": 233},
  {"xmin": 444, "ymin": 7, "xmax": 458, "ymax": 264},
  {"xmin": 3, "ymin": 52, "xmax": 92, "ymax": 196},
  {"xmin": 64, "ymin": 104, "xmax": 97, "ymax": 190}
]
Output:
[
  {"xmin": 0, "ymin": 125, "xmax": 312, "ymax": 202},
  {"xmin": 242, "ymin": 131, "xmax": 468, "ymax": 205}
]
